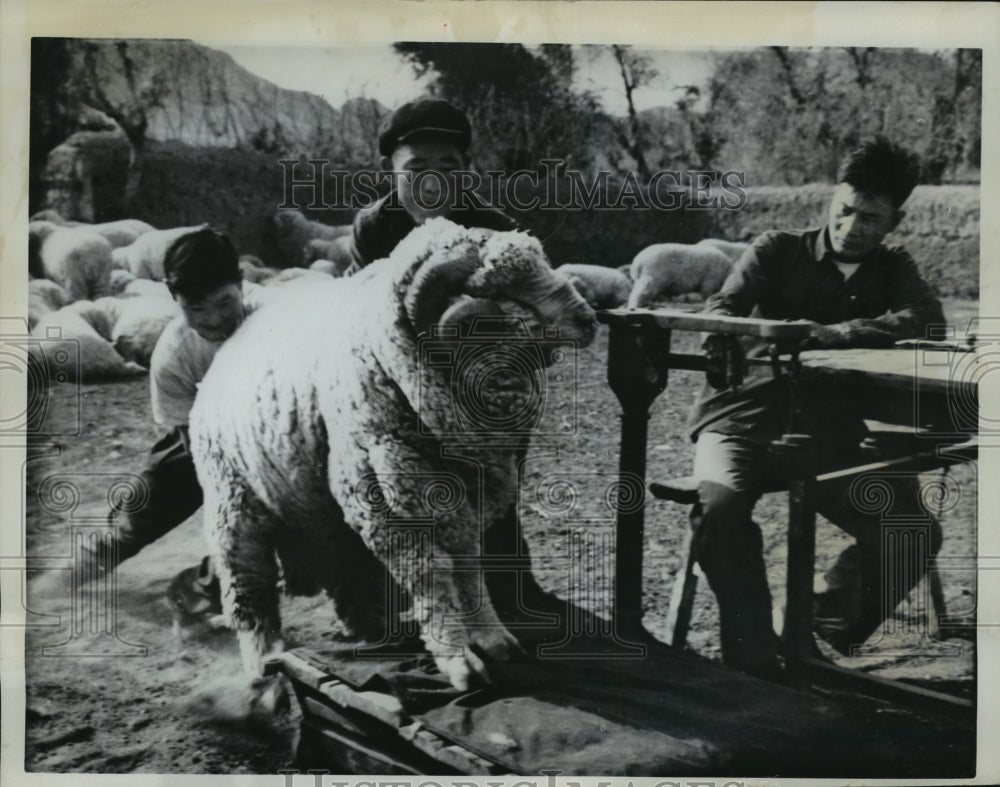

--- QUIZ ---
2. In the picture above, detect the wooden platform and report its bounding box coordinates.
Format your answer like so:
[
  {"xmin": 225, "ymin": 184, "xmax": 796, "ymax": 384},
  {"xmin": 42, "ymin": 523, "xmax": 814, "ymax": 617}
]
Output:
[{"xmin": 268, "ymin": 642, "xmax": 974, "ymax": 777}]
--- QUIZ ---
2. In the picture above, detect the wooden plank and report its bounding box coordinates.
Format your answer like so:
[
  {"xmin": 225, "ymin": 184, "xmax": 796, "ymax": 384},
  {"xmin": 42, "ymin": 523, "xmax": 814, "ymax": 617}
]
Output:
[
  {"xmin": 598, "ymin": 308, "xmax": 815, "ymax": 339},
  {"xmin": 267, "ymin": 650, "xmax": 337, "ymax": 689},
  {"xmin": 795, "ymin": 348, "xmax": 980, "ymax": 396},
  {"xmin": 408, "ymin": 728, "xmax": 499, "ymax": 775},
  {"xmin": 298, "ymin": 722, "xmax": 423, "ymax": 775},
  {"xmin": 315, "ymin": 680, "xmax": 405, "ymax": 728},
  {"xmin": 800, "ymin": 657, "xmax": 975, "ymax": 726}
]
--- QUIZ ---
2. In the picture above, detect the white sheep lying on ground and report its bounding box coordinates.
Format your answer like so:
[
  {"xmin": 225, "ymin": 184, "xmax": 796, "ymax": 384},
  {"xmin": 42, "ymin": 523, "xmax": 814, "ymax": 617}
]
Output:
[
  {"xmin": 64, "ymin": 299, "xmax": 116, "ymax": 341},
  {"xmin": 697, "ymin": 237, "xmax": 750, "ymax": 263},
  {"xmin": 557, "ymin": 263, "xmax": 632, "ymax": 309},
  {"xmin": 87, "ymin": 219, "xmax": 156, "ymax": 249},
  {"xmin": 28, "ymin": 279, "xmax": 71, "ymax": 331},
  {"xmin": 30, "ymin": 307, "xmax": 147, "ymax": 382},
  {"xmin": 115, "ymin": 225, "xmax": 207, "ymax": 281},
  {"xmin": 37, "ymin": 226, "xmax": 114, "ymax": 303},
  {"xmin": 627, "ymin": 242, "xmax": 734, "ymax": 308},
  {"xmin": 108, "ymin": 296, "xmax": 182, "ymax": 367},
  {"xmin": 190, "ymin": 218, "xmax": 597, "ymax": 692},
  {"xmin": 302, "ymin": 236, "xmax": 353, "ymax": 274},
  {"xmin": 122, "ymin": 279, "xmax": 172, "ymax": 299},
  {"xmin": 271, "ymin": 210, "xmax": 351, "ymax": 267}
]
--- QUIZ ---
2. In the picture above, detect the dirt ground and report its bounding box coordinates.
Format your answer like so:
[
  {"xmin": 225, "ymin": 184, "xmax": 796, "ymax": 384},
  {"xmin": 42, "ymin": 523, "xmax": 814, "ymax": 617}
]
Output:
[{"xmin": 19, "ymin": 298, "xmax": 979, "ymax": 774}]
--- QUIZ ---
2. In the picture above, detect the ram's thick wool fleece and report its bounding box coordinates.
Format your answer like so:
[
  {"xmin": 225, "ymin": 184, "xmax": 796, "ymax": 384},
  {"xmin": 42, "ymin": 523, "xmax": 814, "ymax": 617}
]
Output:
[{"xmin": 190, "ymin": 218, "xmax": 596, "ymax": 691}]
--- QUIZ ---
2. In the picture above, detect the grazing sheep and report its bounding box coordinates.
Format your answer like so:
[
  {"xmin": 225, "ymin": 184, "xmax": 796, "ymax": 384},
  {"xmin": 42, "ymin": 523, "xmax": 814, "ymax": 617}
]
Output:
[
  {"xmin": 30, "ymin": 307, "xmax": 147, "ymax": 382},
  {"xmin": 122, "ymin": 278, "xmax": 172, "ymax": 299},
  {"xmin": 28, "ymin": 279, "xmax": 70, "ymax": 331},
  {"xmin": 557, "ymin": 263, "xmax": 632, "ymax": 309},
  {"xmin": 116, "ymin": 225, "xmax": 207, "ymax": 281},
  {"xmin": 189, "ymin": 218, "xmax": 597, "ymax": 692},
  {"xmin": 110, "ymin": 296, "xmax": 182, "ymax": 368},
  {"xmin": 697, "ymin": 237, "xmax": 751, "ymax": 263},
  {"xmin": 302, "ymin": 236, "xmax": 353, "ymax": 274},
  {"xmin": 627, "ymin": 242, "xmax": 734, "ymax": 308},
  {"xmin": 38, "ymin": 226, "xmax": 114, "ymax": 303},
  {"xmin": 271, "ymin": 210, "xmax": 351, "ymax": 267},
  {"xmin": 109, "ymin": 268, "xmax": 136, "ymax": 295},
  {"xmin": 307, "ymin": 259, "xmax": 341, "ymax": 277}
]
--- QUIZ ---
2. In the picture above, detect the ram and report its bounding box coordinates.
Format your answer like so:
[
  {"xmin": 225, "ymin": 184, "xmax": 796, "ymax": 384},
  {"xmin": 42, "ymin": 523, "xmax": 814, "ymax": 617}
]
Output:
[{"xmin": 189, "ymin": 219, "xmax": 597, "ymax": 693}]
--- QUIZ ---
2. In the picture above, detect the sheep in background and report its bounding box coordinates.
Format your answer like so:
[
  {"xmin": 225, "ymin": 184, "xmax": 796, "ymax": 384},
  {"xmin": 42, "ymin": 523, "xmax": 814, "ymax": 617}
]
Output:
[
  {"xmin": 239, "ymin": 260, "xmax": 278, "ymax": 284},
  {"xmin": 30, "ymin": 209, "xmax": 78, "ymax": 225},
  {"xmin": 64, "ymin": 299, "xmax": 115, "ymax": 341},
  {"xmin": 110, "ymin": 296, "xmax": 182, "ymax": 368},
  {"xmin": 88, "ymin": 219, "xmax": 156, "ymax": 249},
  {"xmin": 29, "ymin": 221, "xmax": 60, "ymax": 279},
  {"xmin": 307, "ymin": 259, "xmax": 341, "ymax": 277},
  {"xmin": 190, "ymin": 218, "xmax": 597, "ymax": 692},
  {"xmin": 111, "ymin": 246, "xmax": 130, "ymax": 271},
  {"xmin": 557, "ymin": 263, "xmax": 632, "ymax": 309},
  {"xmin": 302, "ymin": 236, "xmax": 353, "ymax": 275},
  {"xmin": 115, "ymin": 225, "xmax": 207, "ymax": 281},
  {"xmin": 38, "ymin": 226, "xmax": 114, "ymax": 303},
  {"xmin": 697, "ymin": 237, "xmax": 751, "ymax": 264},
  {"xmin": 28, "ymin": 279, "xmax": 70, "ymax": 331},
  {"xmin": 627, "ymin": 242, "xmax": 734, "ymax": 308},
  {"xmin": 30, "ymin": 307, "xmax": 147, "ymax": 382},
  {"xmin": 109, "ymin": 269, "xmax": 136, "ymax": 295},
  {"xmin": 122, "ymin": 279, "xmax": 172, "ymax": 299},
  {"xmin": 271, "ymin": 210, "xmax": 351, "ymax": 267},
  {"xmin": 262, "ymin": 267, "xmax": 327, "ymax": 286}
]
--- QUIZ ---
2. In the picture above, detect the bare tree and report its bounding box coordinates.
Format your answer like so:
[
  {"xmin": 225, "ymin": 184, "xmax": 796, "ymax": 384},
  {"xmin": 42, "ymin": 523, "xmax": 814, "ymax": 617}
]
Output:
[{"xmin": 610, "ymin": 44, "xmax": 654, "ymax": 179}]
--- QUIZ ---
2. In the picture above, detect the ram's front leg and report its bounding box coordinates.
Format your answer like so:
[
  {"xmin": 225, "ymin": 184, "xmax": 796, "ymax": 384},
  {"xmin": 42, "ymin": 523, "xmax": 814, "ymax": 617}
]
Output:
[{"xmin": 419, "ymin": 546, "xmax": 524, "ymax": 691}]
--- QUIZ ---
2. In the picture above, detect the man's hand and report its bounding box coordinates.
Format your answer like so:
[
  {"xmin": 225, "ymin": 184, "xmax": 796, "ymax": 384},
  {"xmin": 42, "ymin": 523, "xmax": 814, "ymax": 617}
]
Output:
[
  {"xmin": 702, "ymin": 333, "xmax": 745, "ymax": 390},
  {"xmin": 808, "ymin": 322, "xmax": 850, "ymax": 348}
]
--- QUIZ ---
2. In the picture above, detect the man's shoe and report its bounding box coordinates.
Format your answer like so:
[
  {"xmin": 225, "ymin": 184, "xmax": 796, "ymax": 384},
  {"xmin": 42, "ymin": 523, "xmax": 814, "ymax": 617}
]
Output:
[{"xmin": 167, "ymin": 556, "xmax": 223, "ymax": 624}]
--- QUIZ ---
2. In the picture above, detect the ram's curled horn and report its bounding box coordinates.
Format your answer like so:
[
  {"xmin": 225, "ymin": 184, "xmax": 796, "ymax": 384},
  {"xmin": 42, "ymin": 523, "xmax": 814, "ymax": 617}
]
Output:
[
  {"xmin": 404, "ymin": 239, "xmax": 483, "ymax": 336},
  {"xmin": 436, "ymin": 296, "xmax": 507, "ymax": 332}
]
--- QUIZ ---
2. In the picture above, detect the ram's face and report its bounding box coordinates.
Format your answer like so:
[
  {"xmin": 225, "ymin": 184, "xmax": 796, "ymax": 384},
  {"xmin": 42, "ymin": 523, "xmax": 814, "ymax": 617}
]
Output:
[
  {"xmin": 462, "ymin": 232, "xmax": 598, "ymax": 350},
  {"xmin": 402, "ymin": 220, "xmax": 597, "ymax": 367}
]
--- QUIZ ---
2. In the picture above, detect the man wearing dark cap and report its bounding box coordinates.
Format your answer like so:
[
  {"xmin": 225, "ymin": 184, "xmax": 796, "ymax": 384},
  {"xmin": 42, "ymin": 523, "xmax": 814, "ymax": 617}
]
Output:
[
  {"xmin": 344, "ymin": 97, "xmax": 516, "ymax": 272},
  {"xmin": 344, "ymin": 98, "xmax": 610, "ymax": 654}
]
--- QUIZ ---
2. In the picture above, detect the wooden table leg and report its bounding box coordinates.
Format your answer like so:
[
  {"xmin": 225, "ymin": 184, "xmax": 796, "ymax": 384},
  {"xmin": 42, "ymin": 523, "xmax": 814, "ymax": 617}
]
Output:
[
  {"xmin": 771, "ymin": 433, "xmax": 817, "ymax": 685},
  {"xmin": 605, "ymin": 323, "xmax": 672, "ymax": 643}
]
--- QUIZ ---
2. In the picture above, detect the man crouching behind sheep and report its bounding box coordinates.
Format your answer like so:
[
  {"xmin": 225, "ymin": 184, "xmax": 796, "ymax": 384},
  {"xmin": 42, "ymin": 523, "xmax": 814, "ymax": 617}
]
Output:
[{"xmin": 189, "ymin": 218, "xmax": 597, "ymax": 692}]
